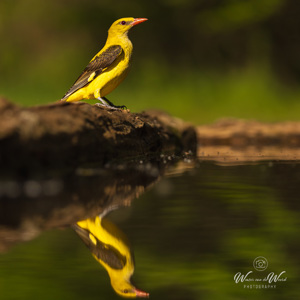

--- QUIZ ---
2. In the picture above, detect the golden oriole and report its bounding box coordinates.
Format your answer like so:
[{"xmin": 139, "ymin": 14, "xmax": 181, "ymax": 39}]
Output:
[
  {"xmin": 73, "ymin": 215, "xmax": 149, "ymax": 298},
  {"xmin": 61, "ymin": 17, "xmax": 147, "ymax": 109}
]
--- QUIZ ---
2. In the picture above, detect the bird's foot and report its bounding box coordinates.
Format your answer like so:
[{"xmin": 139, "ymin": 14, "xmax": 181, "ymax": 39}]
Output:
[{"xmin": 96, "ymin": 97, "xmax": 127, "ymax": 110}]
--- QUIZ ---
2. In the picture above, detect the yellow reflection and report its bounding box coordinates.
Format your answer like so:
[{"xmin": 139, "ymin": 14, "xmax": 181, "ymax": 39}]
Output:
[{"xmin": 73, "ymin": 215, "xmax": 149, "ymax": 298}]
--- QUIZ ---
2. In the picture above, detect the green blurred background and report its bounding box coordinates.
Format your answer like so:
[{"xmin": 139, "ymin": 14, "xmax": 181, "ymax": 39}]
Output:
[{"xmin": 1, "ymin": 0, "xmax": 300, "ymax": 124}]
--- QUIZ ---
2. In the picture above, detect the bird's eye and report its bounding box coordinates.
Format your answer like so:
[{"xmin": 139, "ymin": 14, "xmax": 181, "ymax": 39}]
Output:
[
  {"xmin": 123, "ymin": 289, "xmax": 129, "ymax": 294},
  {"xmin": 120, "ymin": 21, "xmax": 126, "ymax": 25}
]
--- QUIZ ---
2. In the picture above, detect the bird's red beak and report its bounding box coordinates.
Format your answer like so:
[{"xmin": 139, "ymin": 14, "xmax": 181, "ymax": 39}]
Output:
[
  {"xmin": 134, "ymin": 287, "xmax": 149, "ymax": 298},
  {"xmin": 131, "ymin": 18, "xmax": 148, "ymax": 26}
]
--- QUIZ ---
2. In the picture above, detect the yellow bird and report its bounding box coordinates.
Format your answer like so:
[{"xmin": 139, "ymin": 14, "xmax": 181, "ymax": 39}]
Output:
[
  {"xmin": 61, "ymin": 17, "xmax": 147, "ymax": 109},
  {"xmin": 73, "ymin": 215, "xmax": 149, "ymax": 298}
]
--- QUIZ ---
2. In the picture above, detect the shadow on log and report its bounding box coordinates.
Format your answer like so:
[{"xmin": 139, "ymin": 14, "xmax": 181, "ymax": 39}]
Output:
[{"xmin": 0, "ymin": 98, "xmax": 197, "ymax": 174}]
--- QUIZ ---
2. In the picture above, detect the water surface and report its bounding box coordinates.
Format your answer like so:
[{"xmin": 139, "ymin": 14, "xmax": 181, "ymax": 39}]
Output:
[{"xmin": 0, "ymin": 159, "xmax": 299, "ymax": 299}]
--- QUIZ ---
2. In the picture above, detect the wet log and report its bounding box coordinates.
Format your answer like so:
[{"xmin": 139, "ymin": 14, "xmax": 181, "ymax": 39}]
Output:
[{"xmin": 0, "ymin": 98, "xmax": 197, "ymax": 174}]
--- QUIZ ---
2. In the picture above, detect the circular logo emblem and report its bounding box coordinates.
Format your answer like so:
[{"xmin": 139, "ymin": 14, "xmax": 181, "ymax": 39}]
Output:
[{"xmin": 253, "ymin": 256, "xmax": 268, "ymax": 271}]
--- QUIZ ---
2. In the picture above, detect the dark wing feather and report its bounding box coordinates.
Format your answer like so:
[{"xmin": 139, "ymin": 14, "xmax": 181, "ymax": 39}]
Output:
[
  {"xmin": 72, "ymin": 224, "xmax": 126, "ymax": 270},
  {"xmin": 61, "ymin": 45, "xmax": 122, "ymax": 100}
]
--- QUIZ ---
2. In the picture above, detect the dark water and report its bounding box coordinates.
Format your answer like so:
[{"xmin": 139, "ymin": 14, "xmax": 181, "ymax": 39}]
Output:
[{"xmin": 0, "ymin": 159, "xmax": 299, "ymax": 300}]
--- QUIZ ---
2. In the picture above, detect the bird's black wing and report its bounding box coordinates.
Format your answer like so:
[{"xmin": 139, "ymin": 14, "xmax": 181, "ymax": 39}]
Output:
[
  {"xmin": 61, "ymin": 45, "xmax": 122, "ymax": 100},
  {"xmin": 72, "ymin": 224, "xmax": 126, "ymax": 270}
]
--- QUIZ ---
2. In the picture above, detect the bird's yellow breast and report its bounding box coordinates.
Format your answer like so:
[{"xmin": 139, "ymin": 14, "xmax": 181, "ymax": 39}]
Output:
[
  {"xmin": 65, "ymin": 53, "xmax": 130, "ymax": 101},
  {"xmin": 89, "ymin": 51, "xmax": 130, "ymax": 98}
]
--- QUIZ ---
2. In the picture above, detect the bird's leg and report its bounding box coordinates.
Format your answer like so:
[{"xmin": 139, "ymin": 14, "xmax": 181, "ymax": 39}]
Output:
[
  {"xmin": 96, "ymin": 97, "xmax": 127, "ymax": 110},
  {"xmin": 99, "ymin": 204, "xmax": 123, "ymax": 218},
  {"xmin": 95, "ymin": 97, "xmax": 114, "ymax": 107}
]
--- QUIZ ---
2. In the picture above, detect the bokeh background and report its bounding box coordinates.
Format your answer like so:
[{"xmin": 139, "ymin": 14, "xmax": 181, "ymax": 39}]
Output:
[{"xmin": 1, "ymin": 0, "xmax": 300, "ymax": 124}]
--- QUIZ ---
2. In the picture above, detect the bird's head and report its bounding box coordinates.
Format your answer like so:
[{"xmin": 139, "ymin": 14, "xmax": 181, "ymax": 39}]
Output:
[
  {"xmin": 111, "ymin": 279, "xmax": 149, "ymax": 298},
  {"xmin": 108, "ymin": 17, "xmax": 148, "ymax": 37}
]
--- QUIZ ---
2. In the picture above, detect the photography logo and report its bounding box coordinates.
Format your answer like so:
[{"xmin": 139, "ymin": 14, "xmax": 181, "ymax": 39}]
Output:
[
  {"xmin": 253, "ymin": 256, "xmax": 268, "ymax": 271},
  {"xmin": 233, "ymin": 256, "xmax": 287, "ymax": 289}
]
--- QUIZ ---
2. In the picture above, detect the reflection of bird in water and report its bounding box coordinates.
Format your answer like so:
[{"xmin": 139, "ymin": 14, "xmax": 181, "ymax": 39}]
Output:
[{"xmin": 73, "ymin": 214, "xmax": 149, "ymax": 298}]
